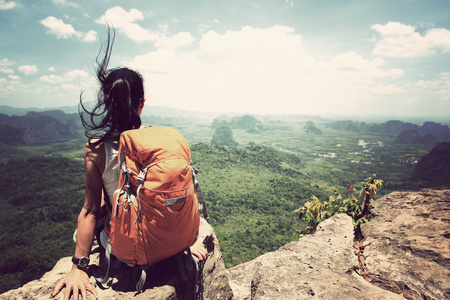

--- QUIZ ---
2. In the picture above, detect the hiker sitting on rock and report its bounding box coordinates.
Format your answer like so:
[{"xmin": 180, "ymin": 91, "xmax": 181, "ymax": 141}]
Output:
[{"xmin": 52, "ymin": 27, "xmax": 207, "ymax": 300}]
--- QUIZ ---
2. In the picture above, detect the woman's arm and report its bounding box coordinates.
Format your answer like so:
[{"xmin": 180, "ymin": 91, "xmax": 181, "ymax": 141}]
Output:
[{"xmin": 53, "ymin": 143, "xmax": 104, "ymax": 300}]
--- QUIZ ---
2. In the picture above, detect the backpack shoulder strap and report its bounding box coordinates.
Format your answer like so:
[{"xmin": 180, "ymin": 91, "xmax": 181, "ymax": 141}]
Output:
[
  {"xmin": 191, "ymin": 166, "xmax": 209, "ymax": 220},
  {"xmin": 94, "ymin": 232, "xmax": 113, "ymax": 284}
]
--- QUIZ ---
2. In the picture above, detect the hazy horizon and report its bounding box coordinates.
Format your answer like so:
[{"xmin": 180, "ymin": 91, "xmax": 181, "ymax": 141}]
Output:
[
  {"xmin": 1, "ymin": 0, "xmax": 450, "ymax": 118},
  {"xmin": 1, "ymin": 102, "xmax": 449, "ymax": 126}
]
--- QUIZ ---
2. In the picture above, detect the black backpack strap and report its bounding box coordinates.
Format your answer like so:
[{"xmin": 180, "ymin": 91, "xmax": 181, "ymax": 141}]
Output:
[
  {"xmin": 134, "ymin": 265, "xmax": 151, "ymax": 293},
  {"xmin": 176, "ymin": 248, "xmax": 198, "ymax": 300},
  {"xmin": 129, "ymin": 249, "xmax": 198, "ymax": 297},
  {"xmin": 94, "ymin": 204, "xmax": 108, "ymax": 250},
  {"xmin": 94, "ymin": 235, "xmax": 113, "ymax": 285}
]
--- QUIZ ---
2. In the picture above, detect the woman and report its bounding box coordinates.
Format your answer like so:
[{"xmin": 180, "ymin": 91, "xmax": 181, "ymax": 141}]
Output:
[{"xmin": 53, "ymin": 28, "xmax": 207, "ymax": 300}]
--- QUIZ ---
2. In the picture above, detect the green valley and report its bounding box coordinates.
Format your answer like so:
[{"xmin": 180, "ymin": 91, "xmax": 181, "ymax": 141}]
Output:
[{"xmin": 0, "ymin": 109, "xmax": 448, "ymax": 293}]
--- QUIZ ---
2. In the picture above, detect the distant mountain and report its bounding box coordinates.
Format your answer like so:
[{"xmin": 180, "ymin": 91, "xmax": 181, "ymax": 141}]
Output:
[
  {"xmin": 0, "ymin": 106, "xmax": 42, "ymax": 116},
  {"xmin": 0, "ymin": 124, "xmax": 25, "ymax": 145},
  {"xmin": 143, "ymin": 105, "xmax": 221, "ymax": 120},
  {"xmin": 419, "ymin": 121, "xmax": 450, "ymax": 141},
  {"xmin": 211, "ymin": 114, "xmax": 266, "ymax": 133},
  {"xmin": 0, "ymin": 104, "xmax": 333, "ymax": 125},
  {"xmin": 0, "ymin": 111, "xmax": 82, "ymax": 145},
  {"xmin": 211, "ymin": 125, "xmax": 239, "ymax": 146},
  {"xmin": 411, "ymin": 142, "xmax": 450, "ymax": 186},
  {"xmin": 394, "ymin": 129, "xmax": 437, "ymax": 145},
  {"xmin": 0, "ymin": 105, "xmax": 79, "ymax": 116},
  {"xmin": 304, "ymin": 124, "xmax": 322, "ymax": 135},
  {"xmin": 324, "ymin": 120, "xmax": 364, "ymax": 132},
  {"xmin": 325, "ymin": 119, "xmax": 450, "ymax": 144},
  {"xmin": 370, "ymin": 121, "xmax": 450, "ymax": 142},
  {"xmin": 370, "ymin": 120, "xmax": 419, "ymax": 135},
  {"xmin": 393, "ymin": 122, "xmax": 450, "ymax": 145},
  {"xmin": 0, "ymin": 104, "xmax": 220, "ymax": 121}
]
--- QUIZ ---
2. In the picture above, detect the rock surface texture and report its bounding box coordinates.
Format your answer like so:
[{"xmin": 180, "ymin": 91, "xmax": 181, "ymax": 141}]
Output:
[
  {"xmin": 0, "ymin": 218, "xmax": 233, "ymax": 300},
  {"xmin": 227, "ymin": 213, "xmax": 403, "ymax": 300},
  {"xmin": 2, "ymin": 189, "xmax": 449, "ymax": 299},
  {"xmin": 360, "ymin": 189, "xmax": 450, "ymax": 300}
]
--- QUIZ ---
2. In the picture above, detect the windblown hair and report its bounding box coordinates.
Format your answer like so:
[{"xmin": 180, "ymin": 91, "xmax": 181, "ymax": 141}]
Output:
[{"xmin": 79, "ymin": 26, "xmax": 144, "ymax": 145}]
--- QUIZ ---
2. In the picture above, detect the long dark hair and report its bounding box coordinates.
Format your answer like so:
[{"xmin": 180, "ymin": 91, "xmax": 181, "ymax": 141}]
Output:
[{"xmin": 79, "ymin": 25, "xmax": 144, "ymax": 145}]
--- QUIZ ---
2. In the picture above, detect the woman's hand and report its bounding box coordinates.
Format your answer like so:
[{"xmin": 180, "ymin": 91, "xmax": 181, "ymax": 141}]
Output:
[
  {"xmin": 190, "ymin": 239, "xmax": 208, "ymax": 262},
  {"xmin": 52, "ymin": 267, "xmax": 98, "ymax": 300}
]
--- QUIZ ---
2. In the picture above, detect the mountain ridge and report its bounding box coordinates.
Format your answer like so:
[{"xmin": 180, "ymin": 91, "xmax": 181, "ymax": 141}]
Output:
[{"xmin": 3, "ymin": 104, "xmax": 449, "ymax": 125}]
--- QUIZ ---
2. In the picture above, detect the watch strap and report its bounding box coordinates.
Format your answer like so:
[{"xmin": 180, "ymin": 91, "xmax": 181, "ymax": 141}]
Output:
[{"xmin": 72, "ymin": 256, "xmax": 90, "ymax": 267}]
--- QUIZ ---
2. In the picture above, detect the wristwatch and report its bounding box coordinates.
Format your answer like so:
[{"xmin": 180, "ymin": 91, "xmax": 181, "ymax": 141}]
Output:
[{"xmin": 72, "ymin": 256, "xmax": 90, "ymax": 268}]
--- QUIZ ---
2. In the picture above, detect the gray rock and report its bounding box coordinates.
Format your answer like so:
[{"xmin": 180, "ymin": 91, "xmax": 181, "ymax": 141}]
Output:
[
  {"xmin": 227, "ymin": 213, "xmax": 403, "ymax": 300},
  {"xmin": 360, "ymin": 189, "xmax": 450, "ymax": 300},
  {"xmin": 3, "ymin": 189, "xmax": 449, "ymax": 300},
  {"xmin": 0, "ymin": 218, "xmax": 233, "ymax": 300}
]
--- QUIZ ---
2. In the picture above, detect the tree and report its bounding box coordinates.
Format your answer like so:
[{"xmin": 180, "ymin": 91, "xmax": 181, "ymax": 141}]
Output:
[
  {"xmin": 211, "ymin": 126, "xmax": 239, "ymax": 146},
  {"xmin": 294, "ymin": 177, "xmax": 383, "ymax": 234}
]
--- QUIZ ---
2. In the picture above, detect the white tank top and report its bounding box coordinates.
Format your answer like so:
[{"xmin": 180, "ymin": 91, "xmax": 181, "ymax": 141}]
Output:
[{"xmin": 102, "ymin": 138, "xmax": 119, "ymax": 205}]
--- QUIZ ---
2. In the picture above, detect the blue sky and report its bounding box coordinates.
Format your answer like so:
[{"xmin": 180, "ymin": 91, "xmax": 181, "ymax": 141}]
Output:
[{"xmin": 1, "ymin": 0, "xmax": 449, "ymax": 117}]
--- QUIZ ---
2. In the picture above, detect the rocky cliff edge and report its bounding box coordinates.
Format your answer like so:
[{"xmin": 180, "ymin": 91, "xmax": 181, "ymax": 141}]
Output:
[
  {"xmin": 227, "ymin": 189, "xmax": 449, "ymax": 300},
  {"xmin": 0, "ymin": 218, "xmax": 233, "ymax": 300},
  {"xmin": 1, "ymin": 189, "xmax": 449, "ymax": 299}
]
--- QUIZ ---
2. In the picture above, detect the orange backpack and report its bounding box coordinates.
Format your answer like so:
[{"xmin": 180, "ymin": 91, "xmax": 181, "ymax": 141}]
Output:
[{"xmin": 99, "ymin": 127, "xmax": 203, "ymax": 292}]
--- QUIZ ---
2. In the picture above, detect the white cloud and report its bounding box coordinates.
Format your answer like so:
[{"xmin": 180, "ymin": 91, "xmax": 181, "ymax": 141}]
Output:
[
  {"xmin": 0, "ymin": 58, "xmax": 16, "ymax": 74},
  {"xmin": 61, "ymin": 83, "xmax": 78, "ymax": 91},
  {"xmin": 96, "ymin": 6, "xmax": 190, "ymax": 49},
  {"xmin": 51, "ymin": 0, "xmax": 79, "ymax": 8},
  {"xmin": 0, "ymin": 0, "xmax": 16, "ymax": 10},
  {"xmin": 158, "ymin": 19, "xmax": 180, "ymax": 34},
  {"xmin": 83, "ymin": 30, "xmax": 98, "ymax": 42},
  {"xmin": 39, "ymin": 74, "xmax": 64, "ymax": 84},
  {"xmin": 154, "ymin": 32, "xmax": 194, "ymax": 49},
  {"xmin": 285, "ymin": 0, "xmax": 294, "ymax": 8},
  {"xmin": 40, "ymin": 16, "xmax": 97, "ymax": 42},
  {"xmin": 0, "ymin": 68, "xmax": 94, "ymax": 108},
  {"xmin": 130, "ymin": 25, "xmax": 408, "ymax": 115},
  {"xmin": 32, "ymin": 69, "xmax": 94, "ymax": 106},
  {"xmin": 363, "ymin": 68, "xmax": 404, "ymax": 79},
  {"xmin": 18, "ymin": 64, "xmax": 38, "ymax": 75},
  {"xmin": 373, "ymin": 84, "xmax": 403, "ymax": 95},
  {"xmin": 66, "ymin": 70, "xmax": 89, "ymax": 78},
  {"xmin": 415, "ymin": 73, "xmax": 450, "ymax": 98},
  {"xmin": 379, "ymin": 73, "xmax": 450, "ymax": 114},
  {"xmin": 96, "ymin": 6, "xmax": 158, "ymax": 42},
  {"xmin": 438, "ymin": 72, "xmax": 450, "ymax": 80},
  {"xmin": 330, "ymin": 52, "xmax": 384, "ymax": 71},
  {"xmin": 8, "ymin": 74, "xmax": 20, "ymax": 81},
  {"xmin": 198, "ymin": 19, "xmax": 219, "ymax": 35},
  {"xmin": 426, "ymin": 28, "xmax": 450, "ymax": 54},
  {"xmin": 372, "ymin": 22, "xmax": 450, "ymax": 57},
  {"xmin": 48, "ymin": 67, "xmax": 56, "ymax": 72},
  {"xmin": 39, "ymin": 69, "xmax": 89, "ymax": 84},
  {"xmin": 41, "ymin": 16, "xmax": 78, "ymax": 39},
  {"xmin": 386, "ymin": 68, "xmax": 404, "ymax": 79},
  {"xmin": 197, "ymin": 24, "xmax": 211, "ymax": 35},
  {"xmin": 371, "ymin": 22, "xmax": 415, "ymax": 36}
]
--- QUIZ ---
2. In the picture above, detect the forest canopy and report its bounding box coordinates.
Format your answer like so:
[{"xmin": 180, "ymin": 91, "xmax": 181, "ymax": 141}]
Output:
[
  {"xmin": 0, "ymin": 143, "xmax": 318, "ymax": 293},
  {"xmin": 0, "ymin": 157, "xmax": 84, "ymax": 293}
]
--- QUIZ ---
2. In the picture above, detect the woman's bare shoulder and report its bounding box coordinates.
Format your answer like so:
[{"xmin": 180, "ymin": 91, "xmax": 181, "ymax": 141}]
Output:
[{"xmin": 84, "ymin": 140, "xmax": 105, "ymax": 165}]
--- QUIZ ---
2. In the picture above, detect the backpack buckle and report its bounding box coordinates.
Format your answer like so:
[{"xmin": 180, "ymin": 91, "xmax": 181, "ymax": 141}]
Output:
[
  {"xmin": 137, "ymin": 167, "xmax": 148, "ymax": 184},
  {"xmin": 121, "ymin": 162, "xmax": 130, "ymax": 175}
]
